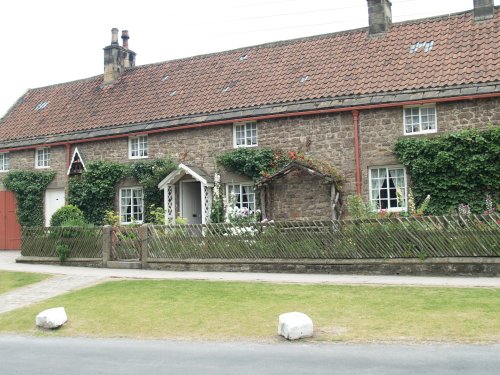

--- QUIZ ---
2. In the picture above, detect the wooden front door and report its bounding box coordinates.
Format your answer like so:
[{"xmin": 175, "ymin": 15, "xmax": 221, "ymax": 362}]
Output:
[{"xmin": 0, "ymin": 191, "xmax": 21, "ymax": 250}]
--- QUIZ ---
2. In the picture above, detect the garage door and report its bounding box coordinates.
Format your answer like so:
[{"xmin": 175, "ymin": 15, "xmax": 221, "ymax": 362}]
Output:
[{"xmin": 0, "ymin": 191, "xmax": 21, "ymax": 250}]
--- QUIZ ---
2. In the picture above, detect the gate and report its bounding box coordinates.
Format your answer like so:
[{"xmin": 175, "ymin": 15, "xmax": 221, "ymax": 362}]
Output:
[{"xmin": 0, "ymin": 191, "xmax": 21, "ymax": 250}]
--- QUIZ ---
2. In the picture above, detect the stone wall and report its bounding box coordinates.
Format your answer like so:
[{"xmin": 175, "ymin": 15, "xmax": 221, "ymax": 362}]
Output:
[
  {"xmin": 1, "ymin": 97, "xmax": 499, "ymax": 220},
  {"xmin": 266, "ymin": 171, "xmax": 333, "ymax": 221}
]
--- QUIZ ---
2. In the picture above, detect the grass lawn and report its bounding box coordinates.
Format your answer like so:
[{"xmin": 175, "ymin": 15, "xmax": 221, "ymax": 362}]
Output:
[
  {"xmin": 0, "ymin": 271, "xmax": 50, "ymax": 294},
  {"xmin": 0, "ymin": 280, "xmax": 498, "ymax": 343}
]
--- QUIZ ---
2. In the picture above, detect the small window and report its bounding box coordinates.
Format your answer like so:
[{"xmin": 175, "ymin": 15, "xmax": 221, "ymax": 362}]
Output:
[
  {"xmin": 0, "ymin": 152, "xmax": 9, "ymax": 172},
  {"xmin": 404, "ymin": 105, "xmax": 437, "ymax": 135},
  {"xmin": 369, "ymin": 166, "xmax": 407, "ymax": 212},
  {"xmin": 120, "ymin": 187, "xmax": 144, "ymax": 224},
  {"xmin": 228, "ymin": 184, "xmax": 256, "ymax": 212},
  {"xmin": 129, "ymin": 135, "xmax": 148, "ymax": 159},
  {"xmin": 233, "ymin": 122, "xmax": 257, "ymax": 148},
  {"xmin": 36, "ymin": 147, "xmax": 50, "ymax": 168}
]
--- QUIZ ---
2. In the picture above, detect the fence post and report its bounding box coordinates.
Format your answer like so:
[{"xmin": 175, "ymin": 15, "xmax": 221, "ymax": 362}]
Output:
[
  {"xmin": 102, "ymin": 225, "xmax": 112, "ymax": 267},
  {"xmin": 140, "ymin": 224, "xmax": 149, "ymax": 269}
]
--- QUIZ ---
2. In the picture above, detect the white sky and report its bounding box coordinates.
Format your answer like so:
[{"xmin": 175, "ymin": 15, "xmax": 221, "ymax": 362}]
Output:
[{"xmin": 0, "ymin": 0, "xmax": 494, "ymax": 117}]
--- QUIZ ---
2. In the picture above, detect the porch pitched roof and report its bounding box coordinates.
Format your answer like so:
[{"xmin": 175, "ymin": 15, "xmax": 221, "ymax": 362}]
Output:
[{"xmin": 158, "ymin": 163, "xmax": 214, "ymax": 189}]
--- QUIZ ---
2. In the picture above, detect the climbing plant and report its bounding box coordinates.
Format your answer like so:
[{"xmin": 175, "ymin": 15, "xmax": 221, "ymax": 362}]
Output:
[
  {"xmin": 3, "ymin": 170, "xmax": 55, "ymax": 227},
  {"xmin": 68, "ymin": 161, "xmax": 128, "ymax": 225},
  {"xmin": 128, "ymin": 158, "xmax": 177, "ymax": 223},
  {"xmin": 394, "ymin": 126, "xmax": 499, "ymax": 215}
]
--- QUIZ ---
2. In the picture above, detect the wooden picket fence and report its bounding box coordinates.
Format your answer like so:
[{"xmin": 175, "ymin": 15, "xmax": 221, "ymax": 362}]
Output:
[{"xmin": 21, "ymin": 214, "xmax": 499, "ymax": 260}]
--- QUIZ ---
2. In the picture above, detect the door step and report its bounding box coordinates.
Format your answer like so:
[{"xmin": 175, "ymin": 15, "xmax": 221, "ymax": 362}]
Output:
[{"xmin": 107, "ymin": 261, "xmax": 142, "ymax": 269}]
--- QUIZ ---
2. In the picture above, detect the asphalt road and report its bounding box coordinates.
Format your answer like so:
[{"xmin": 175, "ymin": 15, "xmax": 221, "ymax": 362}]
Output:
[{"xmin": 0, "ymin": 335, "xmax": 498, "ymax": 375}]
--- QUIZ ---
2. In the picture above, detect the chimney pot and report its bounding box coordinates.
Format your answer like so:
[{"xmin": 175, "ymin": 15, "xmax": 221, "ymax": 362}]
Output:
[
  {"xmin": 111, "ymin": 28, "xmax": 119, "ymax": 45},
  {"xmin": 473, "ymin": 0, "xmax": 495, "ymax": 20},
  {"xmin": 121, "ymin": 30, "xmax": 130, "ymax": 49},
  {"xmin": 367, "ymin": 0, "xmax": 392, "ymax": 35}
]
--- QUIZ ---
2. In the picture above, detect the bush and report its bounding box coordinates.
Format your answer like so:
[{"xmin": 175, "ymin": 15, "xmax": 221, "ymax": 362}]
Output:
[
  {"xmin": 50, "ymin": 205, "xmax": 85, "ymax": 227},
  {"xmin": 55, "ymin": 243, "xmax": 70, "ymax": 262}
]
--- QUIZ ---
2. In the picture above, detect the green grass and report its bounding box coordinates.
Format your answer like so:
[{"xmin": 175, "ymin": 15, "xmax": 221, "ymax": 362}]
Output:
[
  {"xmin": 0, "ymin": 280, "xmax": 498, "ymax": 343},
  {"xmin": 0, "ymin": 271, "xmax": 50, "ymax": 294}
]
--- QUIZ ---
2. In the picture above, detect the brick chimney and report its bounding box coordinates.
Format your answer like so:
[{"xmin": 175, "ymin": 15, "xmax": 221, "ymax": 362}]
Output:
[
  {"xmin": 473, "ymin": 0, "xmax": 495, "ymax": 20},
  {"xmin": 367, "ymin": 0, "xmax": 392, "ymax": 35},
  {"xmin": 103, "ymin": 28, "xmax": 136, "ymax": 84}
]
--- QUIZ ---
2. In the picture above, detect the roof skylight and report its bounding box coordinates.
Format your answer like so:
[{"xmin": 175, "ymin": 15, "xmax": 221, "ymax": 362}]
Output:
[
  {"xmin": 299, "ymin": 75, "xmax": 309, "ymax": 84},
  {"xmin": 162, "ymin": 75, "xmax": 170, "ymax": 81},
  {"xmin": 170, "ymin": 91, "xmax": 177, "ymax": 96},
  {"xmin": 410, "ymin": 41, "xmax": 434, "ymax": 53},
  {"xmin": 239, "ymin": 54, "xmax": 248, "ymax": 61},
  {"xmin": 34, "ymin": 101, "xmax": 49, "ymax": 111}
]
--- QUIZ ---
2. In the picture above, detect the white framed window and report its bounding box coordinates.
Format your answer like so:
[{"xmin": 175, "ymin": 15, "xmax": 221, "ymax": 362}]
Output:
[
  {"xmin": 227, "ymin": 184, "xmax": 256, "ymax": 212},
  {"xmin": 35, "ymin": 147, "xmax": 50, "ymax": 168},
  {"xmin": 129, "ymin": 135, "xmax": 148, "ymax": 159},
  {"xmin": 0, "ymin": 152, "xmax": 9, "ymax": 172},
  {"xmin": 233, "ymin": 122, "xmax": 257, "ymax": 148},
  {"xmin": 404, "ymin": 105, "xmax": 437, "ymax": 135},
  {"xmin": 120, "ymin": 187, "xmax": 144, "ymax": 224},
  {"xmin": 369, "ymin": 166, "xmax": 407, "ymax": 212}
]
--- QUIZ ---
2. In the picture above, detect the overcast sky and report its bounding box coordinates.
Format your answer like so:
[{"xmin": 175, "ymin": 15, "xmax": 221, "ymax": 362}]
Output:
[{"xmin": 0, "ymin": 0, "xmax": 494, "ymax": 117}]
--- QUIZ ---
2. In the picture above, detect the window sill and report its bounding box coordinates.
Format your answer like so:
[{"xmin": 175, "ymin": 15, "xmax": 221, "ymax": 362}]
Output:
[
  {"xmin": 233, "ymin": 144, "xmax": 258, "ymax": 149},
  {"xmin": 128, "ymin": 155, "xmax": 149, "ymax": 160},
  {"xmin": 404, "ymin": 129, "xmax": 437, "ymax": 136}
]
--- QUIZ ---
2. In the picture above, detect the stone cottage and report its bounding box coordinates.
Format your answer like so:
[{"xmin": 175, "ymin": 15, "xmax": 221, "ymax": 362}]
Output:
[{"xmin": 0, "ymin": 0, "xmax": 499, "ymax": 248}]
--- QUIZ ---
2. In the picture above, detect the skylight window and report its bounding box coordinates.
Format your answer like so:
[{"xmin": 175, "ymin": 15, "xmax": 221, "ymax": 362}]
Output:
[
  {"xmin": 299, "ymin": 75, "xmax": 309, "ymax": 84},
  {"xmin": 222, "ymin": 82, "xmax": 237, "ymax": 93},
  {"xmin": 34, "ymin": 101, "xmax": 49, "ymax": 111},
  {"xmin": 410, "ymin": 41, "xmax": 434, "ymax": 53},
  {"xmin": 162, "ymin": 75, "xmax": 170, "ymax": 81},
  {"xmin": 239, "ymin": 54, "xmax": 248, "ymax": 61},
  {"xmin": 170, "ymin": 91, "xmax": 177, "ymax": 96}
]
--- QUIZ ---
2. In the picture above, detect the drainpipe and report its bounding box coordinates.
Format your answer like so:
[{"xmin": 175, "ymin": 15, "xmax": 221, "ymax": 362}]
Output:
[{"xmin": 352, "ymin": 110, "xmax": 361, "ymax": 195}]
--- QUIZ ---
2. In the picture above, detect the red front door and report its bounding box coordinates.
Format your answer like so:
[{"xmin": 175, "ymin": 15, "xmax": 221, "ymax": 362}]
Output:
[{"xmin": 0, "ymin": 191, "xmax": 21, "ymax": 250}]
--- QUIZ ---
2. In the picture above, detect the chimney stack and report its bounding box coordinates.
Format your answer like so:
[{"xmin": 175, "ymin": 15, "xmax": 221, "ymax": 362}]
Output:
[
  {"xmin": 473, "ymin": 0, "xmax": 495, "ymax": 20},
  {"xmin": 103, "ymin": 28, "xmax": 136, "ymax": 84},
  {"xmin": 367, "ymin": 0, "xmax": 392, "ymax": 35}
]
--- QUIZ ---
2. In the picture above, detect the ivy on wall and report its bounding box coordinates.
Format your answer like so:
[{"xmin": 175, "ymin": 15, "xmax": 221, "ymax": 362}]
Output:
[
  {"xmin": 3, "ymin": 170, "xmax": 55, "ymax": 227},
  {"xmin": 68, "ymin": 158, "xmax": 176, "ymax": 225},
  {"xmin": 68, "ymin": 161, "xmax": 128, "ymax": 225},
  {"xmin": 128, "ymin": 158, "xmax": 177, "ymax": 223},
  {"xmin": 394, "ymin": 126, "xmax": 499, "ymax": 215}
]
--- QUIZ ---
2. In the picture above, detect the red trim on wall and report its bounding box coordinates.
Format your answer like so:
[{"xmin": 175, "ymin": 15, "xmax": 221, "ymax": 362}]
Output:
[
  {"xmin": 352, "ymin": 110, "xmax": 361, "ymax": 195},
  {"xmin": 1, "ymin": 92, "xmax": 499, "ymax": 154}
]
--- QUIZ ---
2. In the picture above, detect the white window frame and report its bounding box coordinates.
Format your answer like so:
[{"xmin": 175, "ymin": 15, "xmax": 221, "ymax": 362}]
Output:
[
  {"xmin": 119, "ymin": 187, "xmax": 144, "ymax": 224},
  {"xmin": 369, "ymin": 165, "xmax": 407, "ymax": 212},
  {"xmin": 233, "ymin": 122, "xmax": 258, "ymax": 148},
  {"xmin": 403, "ymin": 104, "xmax": 437, "ymax": 135},
  {"xmin": 227, "ymin": 183, "xmax": 256, "ymax": 212},
  {"xmin": 35, "ymin": 147, "xmax": 50, "ymax": 169},
  {"xmin": 128, "ymin": 135, "xmax": 148, "ymax": 159},
  {"xmin": 0, "ymin": 152, "xmax": 9, "ymax": 172}
]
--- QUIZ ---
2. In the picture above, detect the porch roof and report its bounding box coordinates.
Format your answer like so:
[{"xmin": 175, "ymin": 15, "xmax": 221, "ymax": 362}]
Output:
[{"xmin": 158, "ymin": 163, "xmax": 214, "ymax": 189}]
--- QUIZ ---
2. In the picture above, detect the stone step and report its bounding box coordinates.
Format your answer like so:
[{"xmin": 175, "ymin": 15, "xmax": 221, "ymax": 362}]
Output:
[{"xmin": 107, "ymin": 261, "xmax": 142, "ymax": 269}]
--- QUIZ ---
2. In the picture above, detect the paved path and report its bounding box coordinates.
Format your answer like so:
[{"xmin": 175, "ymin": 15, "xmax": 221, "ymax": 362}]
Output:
[
  {"xmin": 0, "ymin": 274, "xmax": 107, "ymax": 314},
  {"xmin": 1, "ymin": 250, "xmax": 500, "ymax": 314}
]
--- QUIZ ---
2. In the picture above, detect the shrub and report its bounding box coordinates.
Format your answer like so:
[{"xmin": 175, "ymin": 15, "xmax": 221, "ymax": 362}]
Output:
[
  {"xmin": 55, "ymin": 243, "xmax": 70, "ymax": 262},
  {"xmin": 50, "ymin": 205, "xmax": 85, "ymax": 227}
]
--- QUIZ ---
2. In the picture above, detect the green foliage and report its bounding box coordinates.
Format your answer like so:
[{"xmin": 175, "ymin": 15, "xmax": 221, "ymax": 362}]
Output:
[
  {"xmin": 55, "ymin": 243, "xmax": 70, "ymax": 262},
  {"xmin": 102, "ymin": 210, "xmax": 120, "ymax": 226},
  {"xmin": 128, "ymin": 158, "xmax": 177, "ymax": 223},
  {"xmin": 148, "ymin": 205, "xmax": 165, "ymax": 225},
  {"xmin": 50, "ymin": 205, "xmax": 85, "ymax": 227},
  {"xmin": 395, "ymin": 126, "xmax": 499, "ymax": 214},
  {"xmin": 346, "ymin": 195, "xmax": 376, "ymax": 219},
  {"xmin": 68, "ymin": 161, "xmax": 128, "ymax": 225},
  {"xmin": 217, "ymin": 148, "xmax": 277, "ymax": 180},
  {"xmin": 3, "ymin": 170, "xmax": 55, "ymax": 227}
]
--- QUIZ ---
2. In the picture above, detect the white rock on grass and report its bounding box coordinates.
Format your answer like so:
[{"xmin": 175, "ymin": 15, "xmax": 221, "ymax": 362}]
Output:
[
  {"xmin": 278, "ymin": 312, "xmax": 313, "ymax": 340},
  {"xmin": 35, "ymin": 307, "xmax": 68, "ymax": 329}
]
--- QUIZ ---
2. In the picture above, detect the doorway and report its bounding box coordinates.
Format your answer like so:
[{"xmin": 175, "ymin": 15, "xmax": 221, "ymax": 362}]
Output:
[
  {"xmin": 45, "ymin": 189, "xmax": 66, "ymax": 227},
  {"xmin": 181, "ymin": 181, "xmax": 202, "ymax": 224}
]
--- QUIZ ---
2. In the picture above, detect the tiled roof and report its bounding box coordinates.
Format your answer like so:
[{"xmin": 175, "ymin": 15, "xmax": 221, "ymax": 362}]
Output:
[{"xmin": 1, "ymin": 9, "xmax": 499, "ymax": 143}]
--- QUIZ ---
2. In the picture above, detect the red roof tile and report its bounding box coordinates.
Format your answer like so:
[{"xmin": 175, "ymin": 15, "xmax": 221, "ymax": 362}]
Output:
[{"xmin": 1, "ymin": 10, "xmax": 499, "ymax": 142}]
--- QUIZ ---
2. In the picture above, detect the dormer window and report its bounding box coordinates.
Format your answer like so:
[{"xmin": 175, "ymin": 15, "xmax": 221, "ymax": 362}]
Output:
[
  {"xmin": 233, "ymin": 122, "xmax": 257, "ymax": 148},
  {"xmin": 129, "ymin": 135, "xmax": 148, "ymax": 159},
  {"xmin": 35, "ymin": 147, "xmax": 50, "ymax": 169}
]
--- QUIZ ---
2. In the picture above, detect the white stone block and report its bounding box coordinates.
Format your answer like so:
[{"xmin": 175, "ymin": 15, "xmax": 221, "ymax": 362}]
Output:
[
  {"xmin": 278, "ymin": 312, "xmax": 313, "ymax": 340},
  {"xmin": 35, "ymin": 307, "xmax": 67, "ymax": 329}
]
